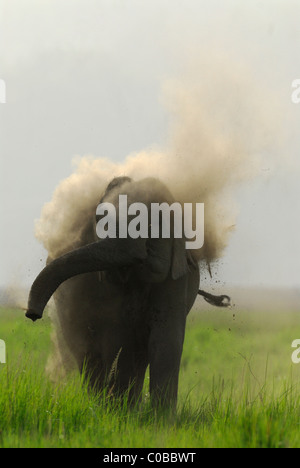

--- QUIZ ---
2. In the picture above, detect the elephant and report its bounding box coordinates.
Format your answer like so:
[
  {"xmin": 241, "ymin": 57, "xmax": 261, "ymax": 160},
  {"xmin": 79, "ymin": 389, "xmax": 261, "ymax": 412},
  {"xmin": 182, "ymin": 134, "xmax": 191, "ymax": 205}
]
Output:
[{"xmin": 26, "ymin": 176, "xmax": 230, "ymax": 409}]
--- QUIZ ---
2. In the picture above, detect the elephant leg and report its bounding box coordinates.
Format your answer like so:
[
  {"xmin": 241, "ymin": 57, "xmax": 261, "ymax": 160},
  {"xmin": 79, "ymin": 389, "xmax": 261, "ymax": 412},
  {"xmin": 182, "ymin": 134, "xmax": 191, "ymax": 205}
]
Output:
[
  {"xmin": 148, "ymin": 326, "xmax": 185, "ymax": 410},
  {"xmin": 99, "ymin": 321, "xmax": 150, "ymax": 405},
  {"xmin": 115, "ymin": 353, "xmax": 149, "ymax": 407},
  {"xmin": 80, "ymin": 353, "xmax": 107, "ymax": 393},
  {"xmin": 109, "ymin": 330, "xmax": 149, "ymax": 406},
  {"xmin": 78, "ymin": 319, "xmax": 149, "ymax": 406},
  {"xmin": 79, "ymin": 323, "xmax": 126, "ymax": 395},
  {"xmin": 148, "ymin": 276, "xmax": 188, "ymax": 410}
]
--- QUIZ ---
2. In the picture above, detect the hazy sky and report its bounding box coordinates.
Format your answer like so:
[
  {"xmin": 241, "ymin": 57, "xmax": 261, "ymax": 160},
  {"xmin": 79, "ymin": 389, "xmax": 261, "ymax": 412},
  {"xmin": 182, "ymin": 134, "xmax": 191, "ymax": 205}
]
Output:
[{"xmin": 0, "ymin": 0, "xmax": 300, "ymax": 291}]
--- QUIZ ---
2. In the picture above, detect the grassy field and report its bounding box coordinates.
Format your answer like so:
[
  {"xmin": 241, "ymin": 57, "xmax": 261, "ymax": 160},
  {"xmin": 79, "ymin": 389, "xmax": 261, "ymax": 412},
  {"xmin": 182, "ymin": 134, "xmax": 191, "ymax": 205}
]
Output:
[{"xmin": 1, "ymin": 303, "xmax": 300, "ymax": 448}]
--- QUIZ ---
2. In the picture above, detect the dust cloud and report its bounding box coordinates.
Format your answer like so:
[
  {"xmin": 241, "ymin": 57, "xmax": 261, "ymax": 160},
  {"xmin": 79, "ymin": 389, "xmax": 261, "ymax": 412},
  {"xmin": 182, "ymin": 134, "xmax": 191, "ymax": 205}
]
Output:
[{"xmin": 35, "ymin": 54, "xmax": 280, "ymax": 264}]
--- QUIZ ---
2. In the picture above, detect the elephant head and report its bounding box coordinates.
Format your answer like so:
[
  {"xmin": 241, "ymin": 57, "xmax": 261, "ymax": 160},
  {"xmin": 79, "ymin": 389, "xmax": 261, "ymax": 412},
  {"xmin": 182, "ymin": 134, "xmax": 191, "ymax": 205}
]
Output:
[{"xmin": 26, "ymin": 177, "xmax": 191, "ymax": 321}]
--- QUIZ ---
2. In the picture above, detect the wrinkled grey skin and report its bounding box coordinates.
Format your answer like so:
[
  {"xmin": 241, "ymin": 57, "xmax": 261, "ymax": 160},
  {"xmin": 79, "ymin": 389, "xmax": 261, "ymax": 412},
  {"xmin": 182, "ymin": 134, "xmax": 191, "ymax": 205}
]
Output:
[{"xmin": 26, "ymin": 177, "xmax": 202, "ymax": 409}]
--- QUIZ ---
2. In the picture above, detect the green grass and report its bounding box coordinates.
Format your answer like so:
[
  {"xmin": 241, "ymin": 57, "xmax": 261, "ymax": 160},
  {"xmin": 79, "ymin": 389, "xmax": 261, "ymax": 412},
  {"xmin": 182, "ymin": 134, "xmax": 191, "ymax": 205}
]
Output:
[{"xmin": 1, "ymin": 306, "xmax": 300, "ymax": 447}]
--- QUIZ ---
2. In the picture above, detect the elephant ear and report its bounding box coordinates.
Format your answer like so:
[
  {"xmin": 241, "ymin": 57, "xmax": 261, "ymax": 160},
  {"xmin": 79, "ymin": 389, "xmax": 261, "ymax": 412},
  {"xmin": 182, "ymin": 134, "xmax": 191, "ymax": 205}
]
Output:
[{"xmin": 171, "ymin": 238, "xmax": 190, "ymax": 280}]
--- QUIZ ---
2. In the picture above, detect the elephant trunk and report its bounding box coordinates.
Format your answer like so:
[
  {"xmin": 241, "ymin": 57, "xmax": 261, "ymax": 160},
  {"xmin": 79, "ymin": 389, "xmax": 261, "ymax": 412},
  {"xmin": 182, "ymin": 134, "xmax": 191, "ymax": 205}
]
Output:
[{"xmin": 26, "ymin": 238, "xmax": 147, "ymax": 322}]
